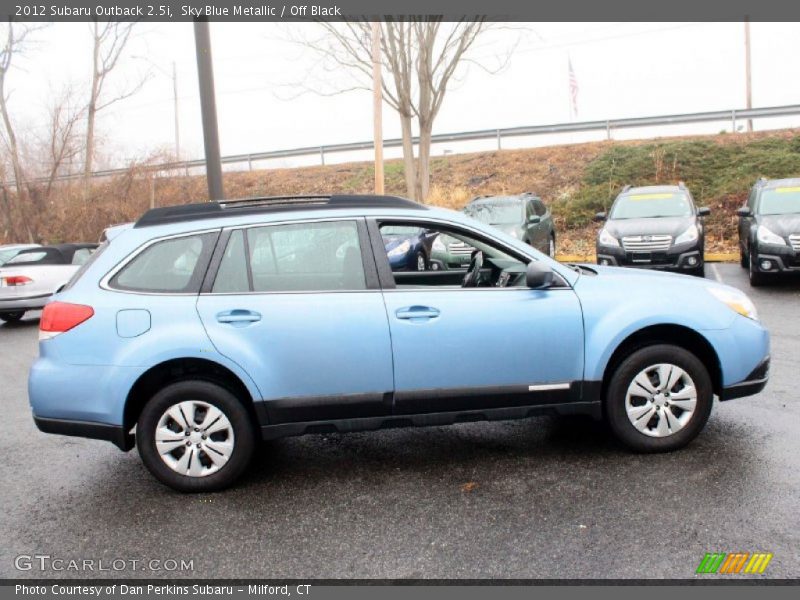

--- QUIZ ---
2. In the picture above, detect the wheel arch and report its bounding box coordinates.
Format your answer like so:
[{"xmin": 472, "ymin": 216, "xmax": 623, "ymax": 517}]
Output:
[
  {"xmin": 124, "ymin": 357, "xmax": 260, "ymax": 434},
  {"xmin": 599, "ymin": 324, "xmax": 723, "ymax": 404}
]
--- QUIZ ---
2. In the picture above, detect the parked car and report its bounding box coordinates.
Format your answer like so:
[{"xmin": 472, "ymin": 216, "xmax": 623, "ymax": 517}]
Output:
[
  {"xmin": 0, "ymin": 243, "xmax": 98, "ymax": 323},
  {"xmin": 0, "ymin": 243, "xmax": 40, "ymax": 266},
  {"xmin": 429, "ymin": 232, "xmax": 476, "ymax": 270},
  {"xmin": 381, "ymin": 224, "xmax": 438, "ymax": 271},
  {"xmin": 595, "ymin": 183, "xmax": 709, "ymax": 277},
  {"xmin": 463, "ymin": 193, "xmax": 556, "ymax": 256},
  {"xmin": 29, "ymin": 195, "xmax": 768, "ymax": 492},
  {"xmin": 737, "ymin": 177, "xmax": 800, "ymax": 286}
]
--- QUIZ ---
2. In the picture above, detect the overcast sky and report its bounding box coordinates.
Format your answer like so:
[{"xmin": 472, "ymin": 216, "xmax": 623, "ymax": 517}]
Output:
[{"xmin": 9, "ymin": 21, "xmax": 800, "ymax": 171}]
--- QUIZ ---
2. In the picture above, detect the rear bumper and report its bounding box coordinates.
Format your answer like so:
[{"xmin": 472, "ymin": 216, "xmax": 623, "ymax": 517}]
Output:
[
  {"xmin": 33, "ymin": 416, "xmax": 134, "ymax": 451},
  {"xmin": 0, "ymin": 292, "xmax": 51, "ymax": 310}
]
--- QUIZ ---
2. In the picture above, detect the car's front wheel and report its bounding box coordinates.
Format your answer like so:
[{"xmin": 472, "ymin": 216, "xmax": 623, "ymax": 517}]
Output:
[
  {"xmin": 137, "ymin": 381, "xmax": 256, "ymax": 492},
  {"xmin": 413, "ymin": 251, "xmax": 427, "ymax": 271},
  {"xmin": 0, "ymin": 311, "xmax": 25, "ymax": 323},
  {"xmin": 605, "ymin": 344, "xmax": 713, "ymax": 452}
]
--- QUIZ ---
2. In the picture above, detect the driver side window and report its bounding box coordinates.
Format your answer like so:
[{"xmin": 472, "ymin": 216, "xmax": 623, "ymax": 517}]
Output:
[{"xmin": 377, "ymin": 221, "xmax": 525, "ymax": 289}]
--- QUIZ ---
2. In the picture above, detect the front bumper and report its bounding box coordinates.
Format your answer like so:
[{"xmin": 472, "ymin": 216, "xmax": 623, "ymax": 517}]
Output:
[
  {"xmin": 0, "ymin": 292, "xmax": 51, "ymax": 311},
  {"xmin": 719, "ymin": 357, "xmax": 770, "ymax": 401},
  {"xmin": 596, "ymin": 243, "xmax": 703, "ymax": 272},
  {"xmin": 751, "ymin": 243, "xmax": 800, "ymax": 274}
]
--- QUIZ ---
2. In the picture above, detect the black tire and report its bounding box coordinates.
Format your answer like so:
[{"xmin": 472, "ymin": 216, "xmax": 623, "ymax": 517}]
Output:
[
  {"xmin": 548, "ymin": 234, "xmax": 556, "ymax": 258},
  {"xmin": 740, "ymin": 246, "xmax": 748, "ymax": 268},
  {"xmin": 137, "ymin": 380, "xmax": 256, "ymax": 492},
  {"xmin": 749, "ymin": 251, "xmax": 768, "ymax": 287},
  {"xmin": 691, "ymin": 263, "xmax": 706, "ymax": 278},
  {"xmin": 0, "ymin": 311, "xmax": 24, "ymax": 323},
  {"xmin": 605, "ymin": 344, "xmax": 713, "ymax": 453}
]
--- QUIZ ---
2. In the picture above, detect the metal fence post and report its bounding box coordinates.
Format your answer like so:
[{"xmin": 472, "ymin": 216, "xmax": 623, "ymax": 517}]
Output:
[
  {"xmin": 606, "ymin": 120, "xmax": 611, "ymax": 140},
  {"xmin": 732, "ymin": 110, "xmax": 737, "ymax": 133},
  {"xmin": 247, "ymin": 155, "xmax": 253, "ymax": 171},
  {"xmin": 320, "ymin": 146, "xmax": 325, "ymax": 166},
  {"xmin": 496, "ymin": 129, "xmax": 501, "ymax": 150}
]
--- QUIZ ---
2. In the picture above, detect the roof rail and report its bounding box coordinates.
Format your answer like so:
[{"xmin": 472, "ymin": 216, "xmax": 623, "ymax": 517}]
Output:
[
  {"xmin": 621, "ymin": 184, "xmax": 632, "ymax": 193},
  {"xmin": 678, "ymin": 181, "xmax": 686, "ymax": 189},
  {"xmin": 134, "ymin": 194, "xmax": 425, "ymax": 228}
]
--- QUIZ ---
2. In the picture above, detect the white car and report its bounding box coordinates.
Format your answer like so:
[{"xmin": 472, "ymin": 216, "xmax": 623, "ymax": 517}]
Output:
[
  {"xmin": 0, "ymin": 243, "xmax": 98, "ymax": 323},
  {"xmin": 0, "ymin": 243, "xmax": 40, "ymax": 266}
]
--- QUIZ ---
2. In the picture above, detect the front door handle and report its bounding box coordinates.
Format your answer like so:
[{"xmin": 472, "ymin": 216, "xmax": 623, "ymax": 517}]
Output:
[
  {"xmin": 217, "ymin": 309, "xmax": 262, "ymax": 325},
  {"xmin": 395, "ymin": 305, "xmax": 440, "ymax": 320}
]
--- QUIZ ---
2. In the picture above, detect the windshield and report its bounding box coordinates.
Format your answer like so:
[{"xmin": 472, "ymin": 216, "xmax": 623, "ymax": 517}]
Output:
[
  {"xmin": 464, "ymin": 202, "xmax": 523, "ymax": 225},
  {"xmin": 758, "ymin": 187, "xmax": 800, "ymax": 215},
  {"xmin": 610, "ymin": 192, "xmax": 693, "ymax": 219}
]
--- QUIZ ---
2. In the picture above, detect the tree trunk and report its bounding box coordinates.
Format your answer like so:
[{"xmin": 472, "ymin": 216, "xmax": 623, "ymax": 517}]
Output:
[
  {"xmin": 399, "ymin": 111, "xmax": 416, "ymax": 201},
  {"xmin": 0, "ymin": 81, "xmax": 35, "ymax": 243},
  {"xmin": 83, "ymin": 26, "xmax": 101, "ymax": 198},
  {"xmin": 416, "ymin": 119, "xmax": 433, "ymax": 203}
]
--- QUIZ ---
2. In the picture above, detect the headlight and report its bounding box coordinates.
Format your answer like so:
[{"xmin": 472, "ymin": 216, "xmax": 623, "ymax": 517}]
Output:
[
  {"xmin": 387, "ymin": 240, "xmax": 411, "ymax": 257},
  {"xmin": 674, "ymin": 224, "xmax": 699, "ymax": 245},
  {"xmin": 708, "ymin": 286, "xmax": 759, "ymax": 321},
  {"xmin": 756, "ymin": 225, "xmax": 786, "ymax": 246},
  {"xmin": 432, "ymin": 237, "xmax": 446, "ymax": 252},
  {"xmin": 598, "ymin": 228, "xmax": 619, "ymax": 247}
]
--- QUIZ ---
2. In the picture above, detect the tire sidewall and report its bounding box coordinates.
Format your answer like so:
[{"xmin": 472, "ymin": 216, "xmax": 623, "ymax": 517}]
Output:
[
  {"xmin": 0, "ymin": 311, "xmax": 24, "ymax": 323},
  {"xmin": 606, "ymin": 344, "xmax": 713, "ymax": 452},
  {"xmin": 137, "ymin": 380, "xmax": 256, "ymax": 492}
]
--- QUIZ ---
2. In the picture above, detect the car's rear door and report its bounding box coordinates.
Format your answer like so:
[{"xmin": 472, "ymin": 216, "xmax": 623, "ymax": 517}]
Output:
[
  {"xmin": 370, "ymin": 218, "xmax": 585, "ymax": 416},
  {"xmin": 196, "ymin": 218, "xmax": 395, "ymax": 425}
]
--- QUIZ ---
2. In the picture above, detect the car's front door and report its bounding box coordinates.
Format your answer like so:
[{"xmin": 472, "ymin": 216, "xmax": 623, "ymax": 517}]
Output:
[
  {"xmin": 197, "ymin": 218, "xmax": 394, "ymax": 425},
  {"xmin": 371, "ymin": 219, "xmax": 585, "ymax": 415}
]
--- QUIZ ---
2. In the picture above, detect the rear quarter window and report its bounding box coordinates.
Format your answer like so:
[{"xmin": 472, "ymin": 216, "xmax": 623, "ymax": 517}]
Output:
[{"xmin": 109, "ymin": 232, "xmax": 218, "ymax": 293}]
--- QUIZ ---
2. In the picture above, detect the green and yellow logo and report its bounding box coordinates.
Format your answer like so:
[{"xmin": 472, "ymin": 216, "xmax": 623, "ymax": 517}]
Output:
[{"xmin": 696, "ymin": 552, "xmax": 773, "ymax": 574}]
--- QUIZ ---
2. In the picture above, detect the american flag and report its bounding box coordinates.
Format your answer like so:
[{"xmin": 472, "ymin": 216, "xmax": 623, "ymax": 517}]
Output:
[{"xmin": 568, "ymin": 57, "xmax": 579, "ymax": 118}]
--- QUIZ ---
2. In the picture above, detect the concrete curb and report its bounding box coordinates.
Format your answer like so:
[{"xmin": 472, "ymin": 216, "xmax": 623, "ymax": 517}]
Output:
[{"xmin": 556, "ymin": 253, "xmax": 738, "ymax": 263}]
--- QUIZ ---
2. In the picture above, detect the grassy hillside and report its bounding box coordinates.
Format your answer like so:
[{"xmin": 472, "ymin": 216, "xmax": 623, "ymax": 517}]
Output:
[{"xmin": 5, "ymin": 128, "xmax": 800, "ymax": 254}]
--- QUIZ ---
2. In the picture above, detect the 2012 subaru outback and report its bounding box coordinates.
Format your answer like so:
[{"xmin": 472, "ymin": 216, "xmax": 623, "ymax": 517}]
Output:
[{"xmin": 29, "ymin": 195, "xmax": 770, "ymax": 492}]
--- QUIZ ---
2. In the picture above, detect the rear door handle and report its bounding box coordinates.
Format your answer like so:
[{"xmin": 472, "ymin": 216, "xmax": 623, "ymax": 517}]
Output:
[
  {"xmin": 216, "ymin": 309, "xmax": 262, "ymax": 325},
  {"xmin": 395, "ymin": 305, "xmax": 440, "ymax": 320}
]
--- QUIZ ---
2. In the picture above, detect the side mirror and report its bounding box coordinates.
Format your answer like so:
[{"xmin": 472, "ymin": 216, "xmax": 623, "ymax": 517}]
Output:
[
  {"xmin": 697, "ymin": 207, "xmax": 711, "ymax": 217},
  {"xmin": 526, "ymin": 261, "xmax": 554, "ymax": 289},
  {"xmin": 528, "ymin": 215, "xmax": 541, "ymax": 224},
  {"xmin": 736, "ymin": 207, "xmax": 752, "ymax": 217},
  {"xmin": 594, "ymin": 212, "xmax": 607, "ymax": 222}
]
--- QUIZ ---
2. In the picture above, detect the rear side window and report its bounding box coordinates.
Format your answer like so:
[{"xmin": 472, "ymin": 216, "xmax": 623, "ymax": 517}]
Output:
[
  {"xmin": 62, "ymin": 242, "xmax": 108, "ymax": 292},
  {"xmin": 110, "ymin": 233, "xmax": 217, "ymax": 293},
  {"xmin": 5, "ymin": 249, "xmax": 59, "ymax": 265},
  {"xmin": 212, "ymin": 220, "xmax": 366, "ymax": 293},
  {"xmin": 71, "ymin": 248, "xmax": 93, "ymax": 265}
]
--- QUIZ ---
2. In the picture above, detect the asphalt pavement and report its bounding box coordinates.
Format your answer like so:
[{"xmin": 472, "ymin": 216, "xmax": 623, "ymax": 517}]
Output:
[{"xmin": 1, "ymin": 263, "xmax": 798, "ymax": 580}]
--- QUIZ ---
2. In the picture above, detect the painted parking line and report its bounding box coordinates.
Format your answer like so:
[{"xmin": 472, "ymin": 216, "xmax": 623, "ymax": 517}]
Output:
[{"xmin": 709, "ymin": 263, "xmax": 724, "ymax": 283}]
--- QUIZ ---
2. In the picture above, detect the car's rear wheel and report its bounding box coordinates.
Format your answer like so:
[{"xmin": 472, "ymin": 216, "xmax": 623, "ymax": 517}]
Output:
[
  {"xmin": 137, "ymin": 381, "xmax": 256, "ymax": 492},
  {"xmin": 0, "ymin": 311, "xmax": 25, "ymax": 323},
  {"xmin": 605, "ymin": 344, "xmax": 712, "ymax": 452}
]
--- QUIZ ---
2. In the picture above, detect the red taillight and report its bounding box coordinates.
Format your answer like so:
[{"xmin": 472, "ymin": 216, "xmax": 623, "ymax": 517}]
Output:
[
  {"xmin": 4, "ymin": 275, "xmax": 32, "ymax": 286},
  {"xmin": 39, "ymin": 302, "xmax": 94, "ymax": 338}
]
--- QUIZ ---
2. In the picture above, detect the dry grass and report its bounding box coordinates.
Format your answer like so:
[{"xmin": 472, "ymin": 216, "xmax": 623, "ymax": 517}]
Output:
[{"xmin": 3, "ymin": 128, "xmax": 798, "ymax": 254}]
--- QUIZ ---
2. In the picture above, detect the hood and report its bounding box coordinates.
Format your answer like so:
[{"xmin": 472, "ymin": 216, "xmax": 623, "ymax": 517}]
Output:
[
  {"xmin": 604, "ymin": 216, "xmax": 695, "ymax": 239},
  {"xmin": 757, "ymin": 214, "xmax": 800, "ymax": 238},
  {"xmin": 383, "ymin": 236, "xmax": 411, "ymax": 251}
]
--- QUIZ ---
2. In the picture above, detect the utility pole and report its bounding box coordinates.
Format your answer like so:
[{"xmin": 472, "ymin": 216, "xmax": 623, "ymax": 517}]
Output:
[
  {"xmin": 172, "ymin": 61, "xmax": 180, "ymax": 159},
  {"xmin": 744, "ymin": 17, "xmax": 753, "ymax": 132},
  {"xmin": 193, "ymin": 19, "xmax": 224, "ymax": 201},
  {"xmin": 371, "ymin": 22, "xmax": 384, "ymax": 195}
]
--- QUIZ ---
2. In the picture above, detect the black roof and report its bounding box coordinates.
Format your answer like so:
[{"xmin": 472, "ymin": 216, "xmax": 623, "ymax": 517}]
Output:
[
  {"xmin": 10, "ymin": 243, "xmax": 98, "ymax": 265},
  {"xmin": 135, "ymin": 195, "xmax": 426, "ymax": 228}
]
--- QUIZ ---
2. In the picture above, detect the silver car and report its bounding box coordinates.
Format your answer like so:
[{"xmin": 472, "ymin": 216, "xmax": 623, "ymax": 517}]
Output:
[
  {"xmin": 0, "ymin": 243, "xmax": 40, "ymax": 266},
  {"xmin": 0, "ymin": 243, "xmax": 98, "ymax": 323}
]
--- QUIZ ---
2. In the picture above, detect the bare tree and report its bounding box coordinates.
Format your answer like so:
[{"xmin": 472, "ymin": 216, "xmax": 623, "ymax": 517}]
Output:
[
  {"xmin": 0, "ymin": 23, "xmax": 46, "ymax": 242},
  {"xmin": 287, "ymin": 20, "xmax": 515, "ymax": 201},
  {"xmin": 83, "ymin": 22, "xmax": 149, "ymax": 190}
]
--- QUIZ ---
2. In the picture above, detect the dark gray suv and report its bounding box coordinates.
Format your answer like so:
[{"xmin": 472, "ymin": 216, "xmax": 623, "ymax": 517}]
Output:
[{"xmin": 463, "ymin": 193, "xmax": 556, "ymax": 256}]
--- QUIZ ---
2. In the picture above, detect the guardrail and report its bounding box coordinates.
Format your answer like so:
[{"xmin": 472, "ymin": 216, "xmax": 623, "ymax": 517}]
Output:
[{"xmin": 11, "ymin": 104, "xmax": 800, "ymax": 187}]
